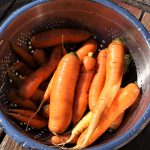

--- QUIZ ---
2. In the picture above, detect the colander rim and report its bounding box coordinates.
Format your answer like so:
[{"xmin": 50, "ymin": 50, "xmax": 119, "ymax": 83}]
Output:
[{"xmin": 0, "ymin": 0, "xmax": 150, "ymax": 150}]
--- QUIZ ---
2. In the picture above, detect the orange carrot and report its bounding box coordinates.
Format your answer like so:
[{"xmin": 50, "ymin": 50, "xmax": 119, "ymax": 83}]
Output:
[
  {"xmin": 7, "ymin": 88, "xmax": 36, "ymax": 110},
  {"xmin": 11, "ymin": 43, "xmax": 37, "ymax": 68},
  {"xmin": 88, "ymin": 49, "xmax": 107, "ymax": 111},
  {"xmin": 82, "ymin": 39, "xmax": 124, "ymax": 146},
  {"xmin": 49, "ymin": 52, "xmax": 81, "ymax": 133},
  {"xmin": 72, "ymin": 53, "xmax": 96, "ymax": 125},
  {"xmin": 42, "ymin": 73, "xmax": 55, "ymax": 102},
  {"xmin": 73, "ymin": 83, "xmax": 140, "ymax": 149},
  {"xmin": 41, "ymin": 104, "xmax": 49, "ymax": 119},
  {"xmin": 13, "ymin": 99, "xmax": 36, "ymax": 110},
  {"xmin": 10, "ymin": 61, "xmax": 33, "ymax": 76},
  {"xmin": 8, "ymin": 113, "xmax": 47, "ymax": 129},
  {"xmin": 7, "ymin": 109, "xmax": 38, "ymax": 118},
  {"xmin": 109, "ymin": 112, "xmax": 125, "ymax": 132},
  {"xmin": 31, "ymin": 29, "xmax": 91, "ymax": 48},
  {"xmin": 33, "ymin": 49, "xmax": 48, "ymax": 66},
  {"xmin": 49, "ymin": 134, "xmax": 78, "ymax": 145},
  {"xmin": 76, "ymin": 39, "xmax": 97, "ymax": 60},
  {"xmin": 18, "ymin": 45, "xmax": 63, "ymax": 98},
  {"xmin": 31, "ymin": 88, "xmax": 45, "ymax": 102}
]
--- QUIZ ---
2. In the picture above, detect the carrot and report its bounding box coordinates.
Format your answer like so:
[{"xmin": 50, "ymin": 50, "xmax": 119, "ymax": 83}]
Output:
[
  {"xmin": 41, "ymin": 104, "xmax": 49, "ymax": 119},
  {"xmin": 10, "ymin": 61, "xmax": 33, "ymax": 76},
  {"xmin": 31, "ymin": 29, "xmax": 91, "ymax": 48},
  {"xmin": 7, "ymin": 88, "xmax": 37, "ymax": 110},
  {"xmin": 49, "ymin": 52, "xmax": 81, "ymax": 133},
  {"xmin": 73, "ymin": 83, "xmax": 140, "ymax": 149},
  {"xmin": 8, "ymin": 113, "xmax": 47, "ymax": 129},
  {"xmin": 49, "ymin": 134, "xmax": 78, "ymax": 145},
  {"xmin": 63, "ymin": 111, "xmax": 92, "ymax": 145},
  {"xmin": 76, "ymin": 39, "xmax": 97, "ymax": 60},
  {"xmin": 11, "ymin": 43, "xmax": 37, "ymax": 69},
  {"xmin": 82, "ymin": 39, "xmax": 124, "ymax": 146},
  {"xmin": 88, "ymin": 49, "xmax": 107, "ymax": 111},
  {"xmin": 72, "ymin": 53, "xmax": 96, "ymax": 125},
  {"xmin": 42, "ymin": 73, "xmax": 55, "ymax": 102},
  {"xmin": 31, "ymin": 88, "xmax": 45, "ymax": 102},
  {"xmin": 109, "ymin": 112, "xmax": 125, "ymax": 132},
  {"xmin": 13, "ymin": 99, "xmax": 37, "ymax": 110},
  {"xmin": 33, "ymin": 49, "xmax": 48, "ymax": 66},
  {"xmin": 18, "ymin": 45, "xmax": 63, "ymax": 98},
  {"xmin": 7, "ymin": 109, "xmax": 38, "ymax": 118}
]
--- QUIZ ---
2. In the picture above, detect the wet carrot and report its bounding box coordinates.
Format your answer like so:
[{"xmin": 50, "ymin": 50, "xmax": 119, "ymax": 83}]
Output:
[
  {"xmin": 76, "ymin": 39, "xmax": 97, "ymax": 60},
  {"xmin": 72, "ymin": 53, "xmax": 96, "ymax": 125},
  {"xmin": 73, "ymin": 83, "xmax": 140, "ymax": 149},
  {"xmin": 11, "ymin": 43, "xmax": 37, "ymax": 68},
  {"xmin": 19, "ymin": 45, "xmax": 63, "ymax": 98},
  {"xmin": 88, "ymin": 49, "xmax": 107, "ymax": 111},
  {"xmin": 49, "ymin": 52, "xmax": 81, "ymax": 133},
  {"xmin": 31, "ymin": 29, "xmax": 91, "ymax": 48},
  {"xmin": 82, "ymin": 39, "xmax": 124, "ymax": 146}
]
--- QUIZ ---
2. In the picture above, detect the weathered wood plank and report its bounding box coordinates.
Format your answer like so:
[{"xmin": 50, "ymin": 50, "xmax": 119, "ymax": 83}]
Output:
[
  {"xmin": 111, "ymin": 0, "xmax": 142, "ymax": 19},
  {"xmin": 141, "ymin": 12, "xmax": 150, "ymax": 32},
  {"xmin": 121, "ymin": 0, "xmax": 150, "ymax": 13},
  {"xmin": 0, "ymin": 135, "xmax": 25, "ymax": 150}
]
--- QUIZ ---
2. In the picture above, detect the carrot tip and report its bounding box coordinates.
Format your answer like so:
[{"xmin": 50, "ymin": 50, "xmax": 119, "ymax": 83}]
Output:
[
  {"xmin": 113, "ymin": 38, "xmax": 122, "ymax": 42},
  {"xmin": 88, "ymin": 52, "xmax": 93, "ymax": 57}
]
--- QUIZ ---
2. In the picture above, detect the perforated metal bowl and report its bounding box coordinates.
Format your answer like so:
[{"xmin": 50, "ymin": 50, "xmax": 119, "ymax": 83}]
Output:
[{"xmin": 0, "ymin": 0, "xmax": 150, "ymax": 149}]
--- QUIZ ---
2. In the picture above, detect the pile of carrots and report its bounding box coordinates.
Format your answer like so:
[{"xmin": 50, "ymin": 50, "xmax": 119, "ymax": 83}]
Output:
[{"xmin": 6, "ymin": 28, "xmax": 140, "ymax": 149}]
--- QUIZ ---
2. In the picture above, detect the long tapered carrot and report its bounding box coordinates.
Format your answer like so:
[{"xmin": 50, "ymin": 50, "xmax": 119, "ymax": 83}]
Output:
[
  {"xmin": 31, "ymin": 29, "xmax": 91, "ymax": 48},
  {"xmin": 19, "ymin": 45, "xmax": 63, "ymax": 98},
  {"xmin": 62, "ymin": 111, "xmax": 92, "ymax": 145},
  {"xmin": 33, "ymin": 49, "xmax": 48, "ymax": 66},
  {"xmin": 89, "ymin": 53, "xmax": 131, "ymax": 111},
  {"xmin": 49, "ymin": 52, "xmax": 81, "ymax": 134},
  {"xmin": 109, "ymin": 111, "xmax": 125, "ymax": 132},
  {"xmin": 49, "ymin": 134, "xmax": 78, "ymax": 145},
  {"xmin": 11, "ymin": 43, "xmax": 37, "ymax": 68},
  {"xmin": 8, "ymin": 113, "xmax": 47, "ymax": 129},
  {"xmin": 88, "ymin": 49, "xmax": 107, "ymax": 111},
  {"xmin": 10, "ymin": 61, "xmax": 33, "ymax": 76},
  {"xmin": 72, "ymin": 53, "xmax": 96, "ymax": 125},
  {"xmin": 76, "ymin": 39, "xmax": 97, "ymax": 60},
  {"xmin": 7, "ymin": 109, "xmax": 38, "ymax": 118},
  {"xmin": 73, "ymin": 83, "xmax": 140, "ymax": 149},
  {"xmin": 82, "ymin": 39, "xmax": 124, "ymax": 146}
]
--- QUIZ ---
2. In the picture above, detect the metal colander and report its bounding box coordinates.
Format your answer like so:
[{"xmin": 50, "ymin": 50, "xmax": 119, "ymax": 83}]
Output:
[{"xmin": 0, "ymin": 0, "xmax": 150, "ymax": 149}]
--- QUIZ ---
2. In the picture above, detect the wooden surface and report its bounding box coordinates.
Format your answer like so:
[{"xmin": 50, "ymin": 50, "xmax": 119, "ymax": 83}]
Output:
[{"xmin": 0, "ymin": 0, "xmax": 150, "ymax": 150}]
